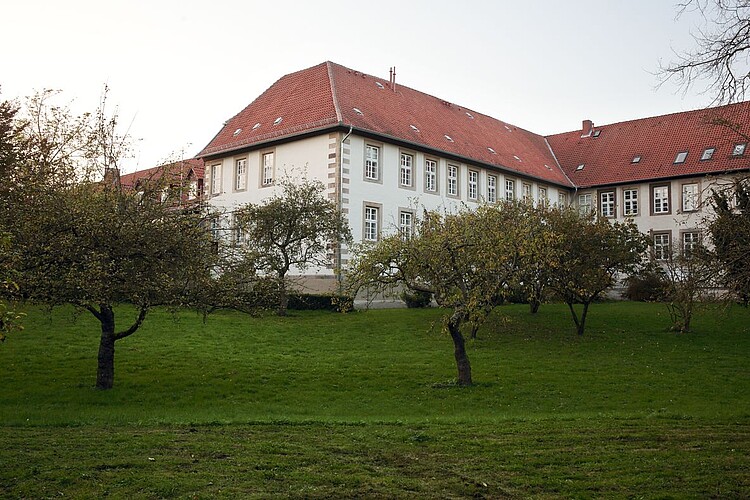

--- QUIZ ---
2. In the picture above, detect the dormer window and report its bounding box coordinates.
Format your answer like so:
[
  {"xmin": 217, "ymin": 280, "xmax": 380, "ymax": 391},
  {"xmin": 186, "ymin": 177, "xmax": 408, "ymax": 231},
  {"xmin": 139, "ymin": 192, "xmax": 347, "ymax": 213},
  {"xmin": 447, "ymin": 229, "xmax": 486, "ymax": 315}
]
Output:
[
  {"xmin": 632, "ymin": 155, "xmax": 642, "ymax": 164},
  {"xmin": 674, "ymin": 151, "xmax": 688, "ymax": 164},
  {"xmin": 733, "ymin": 143, "xmax": 747, "ymax": 156},
  {"xmin": 700, "ymin": 147, "xmax": 715, "ymax": 161}
]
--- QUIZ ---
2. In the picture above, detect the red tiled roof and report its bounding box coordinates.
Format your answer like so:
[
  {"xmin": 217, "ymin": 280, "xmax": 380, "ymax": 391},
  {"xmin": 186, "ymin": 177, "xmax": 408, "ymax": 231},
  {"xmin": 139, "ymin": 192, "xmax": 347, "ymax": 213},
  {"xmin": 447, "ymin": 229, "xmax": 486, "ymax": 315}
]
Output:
[
  {"xmin": 546, "ymin": 102, "xmax": 750, "ymax": 188},
  {"xmin": 198, "ymin": 62, "xmax": 572, "ymax": 187},
  {"xmin": 120, "ymin": 158, "xmax": 204, "ymax": 189}
]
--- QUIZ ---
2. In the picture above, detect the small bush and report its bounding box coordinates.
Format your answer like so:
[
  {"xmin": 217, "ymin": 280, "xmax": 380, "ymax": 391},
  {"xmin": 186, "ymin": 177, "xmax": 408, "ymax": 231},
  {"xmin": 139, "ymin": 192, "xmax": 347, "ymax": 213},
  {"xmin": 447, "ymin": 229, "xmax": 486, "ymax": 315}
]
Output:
[
  {"xmin": 287, "ymin": 293, "xmax": 354, "ymax": 312},
  {"xmin": 401, "ymin": 289, "xmax": 433, "ymax": 308},
  {"xmin": 624, "ymin": 268, "xmax": 667, "ymax": 302}
]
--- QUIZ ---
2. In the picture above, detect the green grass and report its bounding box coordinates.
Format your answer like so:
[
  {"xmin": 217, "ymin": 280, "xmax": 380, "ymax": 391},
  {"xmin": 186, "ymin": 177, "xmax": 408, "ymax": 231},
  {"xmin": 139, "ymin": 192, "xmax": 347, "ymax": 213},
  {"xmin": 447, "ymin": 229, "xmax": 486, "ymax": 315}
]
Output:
[{"xmin": 1, "ymin": 302, "xmax": 749, "ymax": 497}]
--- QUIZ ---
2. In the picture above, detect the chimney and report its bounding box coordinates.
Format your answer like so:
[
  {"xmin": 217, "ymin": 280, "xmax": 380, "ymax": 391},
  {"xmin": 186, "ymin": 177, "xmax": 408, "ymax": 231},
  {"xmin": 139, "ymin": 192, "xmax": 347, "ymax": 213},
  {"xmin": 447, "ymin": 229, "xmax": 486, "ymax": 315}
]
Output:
[
  {"xmin": 581, "ymin": 119, "xmax": 594, "ymax": 137},
  {"xmin": 389, "ymin": 66, "xmax": 397, "ymax": 92}
]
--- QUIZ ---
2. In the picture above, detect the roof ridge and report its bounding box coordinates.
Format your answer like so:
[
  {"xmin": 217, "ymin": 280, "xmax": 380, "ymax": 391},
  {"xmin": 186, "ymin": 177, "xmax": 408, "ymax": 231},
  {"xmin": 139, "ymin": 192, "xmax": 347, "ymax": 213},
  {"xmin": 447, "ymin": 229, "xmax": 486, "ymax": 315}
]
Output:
[{"xmin": 326, "ymin": 61, "xmax": 343, "ymax": 123}]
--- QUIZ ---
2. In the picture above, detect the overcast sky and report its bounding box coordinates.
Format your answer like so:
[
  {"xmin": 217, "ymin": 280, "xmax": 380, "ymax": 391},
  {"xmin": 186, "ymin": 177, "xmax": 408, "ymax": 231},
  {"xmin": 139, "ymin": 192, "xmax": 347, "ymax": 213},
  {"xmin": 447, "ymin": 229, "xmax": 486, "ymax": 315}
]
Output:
[{"xmin": 2, "ymin": 0, "xmax": 713, "ymax": 173}]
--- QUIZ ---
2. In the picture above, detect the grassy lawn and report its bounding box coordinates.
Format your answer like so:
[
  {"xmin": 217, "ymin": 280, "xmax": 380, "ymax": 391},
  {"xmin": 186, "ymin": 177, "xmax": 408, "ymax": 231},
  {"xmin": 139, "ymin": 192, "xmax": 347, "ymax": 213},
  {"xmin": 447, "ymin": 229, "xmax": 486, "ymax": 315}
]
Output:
[{"xmin": 1, "ymin": 302, "xmax": 749, "ymax": 497}]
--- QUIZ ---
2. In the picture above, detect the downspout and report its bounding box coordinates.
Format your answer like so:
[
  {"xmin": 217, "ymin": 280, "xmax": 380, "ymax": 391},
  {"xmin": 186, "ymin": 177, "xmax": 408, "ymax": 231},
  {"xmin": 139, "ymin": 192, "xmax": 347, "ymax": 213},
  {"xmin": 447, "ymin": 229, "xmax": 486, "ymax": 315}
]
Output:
[{"xmin": 338, "ymin": 125, "xmax": 353, "ymax": 295}]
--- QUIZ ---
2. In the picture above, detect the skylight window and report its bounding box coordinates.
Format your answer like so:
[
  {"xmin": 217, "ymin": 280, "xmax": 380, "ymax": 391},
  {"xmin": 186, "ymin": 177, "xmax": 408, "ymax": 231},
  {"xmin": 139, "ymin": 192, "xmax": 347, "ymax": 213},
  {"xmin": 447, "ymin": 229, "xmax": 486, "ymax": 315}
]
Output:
[
  {"xmin": 674, "ymin": 151, "xmax": 688, "ymax": 164},
  {"xmin": 410, "ymin": 125, "xmax": 420, "ymax": 132},
  {"xmin": 513, "ymin": 155, "xmax": 521, "ymax": 162},
  {"xmin": 233, "ymin": 128, "xmax": 242, "ymax": 136},
  {"xmin": 544, "ymin": 164, "xmax": 553, "ymax": 170},
  {"xmin": 504, "ymin": 125, "xmax": 512, "ymax": 131},
  {"xmin": 252, "ymin": 122, "xmax": 261, "ymax": 130},
  {"xmin": 444, "ymin": 134, "xmax": 454, "ymax": 142},
  {"xmin": 465, "ymin": 112, "xmax": 474, "ymax": 119},
  {"xmin": 593, "ymin": 130, "xmax": 601, "ymax": 137},
  {"xmin": 733, "ymin": 143, "xmax": 747, "ymax": 156},
  {"xmin": 273, "ymin": 117, "xmax": 283, "ymax": 126},
  {"xmin": 487, "ymin": 147, "xmax": 497, "ymax": 154},
  {"xmin": 375, "ymin": 81, "xmax": 385, "ymax": 89},
  {"xmin": 632, "ymin": 155, "xmax": 642, "ymax": 164},
  {"xmin": 353, "ymin": 108, "xmax": 363, "ymax": 115},
  {"xmin": 576, "ymin": 164, "xmax": 585, "ymax": 171},
  {"xmin": 701, "ymin": 147, "xmax": 715, "ymax": 160}
]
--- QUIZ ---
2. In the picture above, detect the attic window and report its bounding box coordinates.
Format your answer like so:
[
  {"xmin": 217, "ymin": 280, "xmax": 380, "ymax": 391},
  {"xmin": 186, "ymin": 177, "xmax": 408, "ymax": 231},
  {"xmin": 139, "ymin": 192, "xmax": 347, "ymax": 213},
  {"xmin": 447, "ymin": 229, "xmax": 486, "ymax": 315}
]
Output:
[
  {"xmin": 544, "ymin": 164, "xmax": 553, "ymax": 170},
  {"xmin": 353, "ymin": 108, "xmax": 363, "ymax": 115},
  {"xmin": 487, "ymin": 147, "xmax": 497, "ymax": 154},
  {"xmin": 674, "ymin": 151, "xmax": 688, "ymax": 164},
  {"xmin": 252, "ymin": 122, "xmax": 261, "ymax": 130},
  {"xmin": 733, "ymin": 143, "xmax": 747, "ymax": 156},
  {"xmin": 513, "ymin": 155, "xmax": 522, "ymax": 162},
  {"xmin": 576, "ymin": 164, "xmax": 585, "ymax": 171},
  {"xmin": 632, "ymin": 155, "xmax": 642, "ymax": 164},
  {"xmin": 504, "ymin": 125, "xmax": 512, "ymax": 131},
  {"xmin": 233, "ymin": 128, "xmax": 242, "ymax": 137},
  {"xmin": 375, "ymin": 81, "xmax": 385, "ymax": 89},
  {"xmin": 410, "ymin": 125, "xmax": 420, "ymax": 132},
  {"xmin": 465, "ymin": 112, "xmax": 474, "ymax": 119},
  {"xmin": 444, "ymin": 134, "xmax": 454, "ymax": 142},
  {"xmin": 593, "ymin": 130, "xmax": 601, "ymax": 137},
  {"xmin": 700, "ymin": 147, "xmax": 715, "ymax": 161},
  {"xmin": 273, "ymin": 117, "xmax": 283, "ymax": 126}
]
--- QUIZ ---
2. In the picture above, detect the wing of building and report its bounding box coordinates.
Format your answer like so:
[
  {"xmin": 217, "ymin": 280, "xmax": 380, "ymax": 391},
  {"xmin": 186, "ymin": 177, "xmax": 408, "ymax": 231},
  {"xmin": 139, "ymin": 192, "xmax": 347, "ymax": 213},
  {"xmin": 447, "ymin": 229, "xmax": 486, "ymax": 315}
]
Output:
[{"xmin": 187, "ymin": 61, "xmax": 750, "ymax": 290}]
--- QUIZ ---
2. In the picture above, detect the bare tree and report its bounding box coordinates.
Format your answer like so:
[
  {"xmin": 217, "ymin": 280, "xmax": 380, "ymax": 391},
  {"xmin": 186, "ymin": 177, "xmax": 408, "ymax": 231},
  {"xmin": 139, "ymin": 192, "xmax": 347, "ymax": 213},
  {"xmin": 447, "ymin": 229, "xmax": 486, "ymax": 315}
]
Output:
[{"xmin": 660, "ymin": 0, "xmax": 750, "ymax": 104}]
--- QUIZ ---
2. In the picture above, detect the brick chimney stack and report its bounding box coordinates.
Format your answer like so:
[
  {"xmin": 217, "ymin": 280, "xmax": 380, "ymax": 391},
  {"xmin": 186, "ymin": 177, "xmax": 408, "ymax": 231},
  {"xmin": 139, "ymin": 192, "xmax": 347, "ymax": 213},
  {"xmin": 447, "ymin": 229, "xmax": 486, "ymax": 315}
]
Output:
[{"xmin": 581, "ymin": 119, "xmax": 594, "ymax": 137}]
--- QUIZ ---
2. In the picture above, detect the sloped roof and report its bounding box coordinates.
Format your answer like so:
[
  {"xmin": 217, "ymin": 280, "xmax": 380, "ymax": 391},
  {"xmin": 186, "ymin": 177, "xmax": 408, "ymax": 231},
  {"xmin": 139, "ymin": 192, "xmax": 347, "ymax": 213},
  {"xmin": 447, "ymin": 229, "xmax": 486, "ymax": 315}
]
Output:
[
  {"xmin": 198, "ymin": 62, "xmax": 572, "ymax": 187},
  {"xmin": 120, "ymin": 158, "xmax": 204, "ymax": 189},
  {"xmin": 546, "ymin": 101, "xmax": 750, "ymax": 188}
]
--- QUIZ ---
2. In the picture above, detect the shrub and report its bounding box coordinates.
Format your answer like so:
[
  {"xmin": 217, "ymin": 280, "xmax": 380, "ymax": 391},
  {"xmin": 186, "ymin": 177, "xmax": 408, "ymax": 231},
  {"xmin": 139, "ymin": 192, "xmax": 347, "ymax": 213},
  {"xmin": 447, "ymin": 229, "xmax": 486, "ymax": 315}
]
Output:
[
  {"xmin": 624, "ymin": 267, "xmax": 667, "ymax": 302},
  {"xmin": 287, "ymin": 293, "xmax": 354, "ymax": 312},
  {"xmin": 400, "ymin": 289, "xmax": 433, "ymax": 308}
]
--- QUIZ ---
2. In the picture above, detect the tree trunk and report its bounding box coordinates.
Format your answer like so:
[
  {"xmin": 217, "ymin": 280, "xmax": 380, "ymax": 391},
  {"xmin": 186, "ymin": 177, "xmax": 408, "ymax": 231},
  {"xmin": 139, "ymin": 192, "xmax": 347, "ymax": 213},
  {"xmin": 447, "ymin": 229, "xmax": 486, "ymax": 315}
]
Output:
[
  {"xmin": 277, "ymin": 277, "xmax": 288, "ymax": 316},
  {"xmin": 576, "ymin": 301, "xmax": 590, "ymax": 336},
  {"xmin": 96, "ymin": 305, "xmax": 116, "ymax": 390},
  {"xmin": 529, "ymin": 298, "xmax": 541, "ymax": 314},
  {"xmin": 447, "ymin": 315, "xmax": 472, "ymax": 386}
]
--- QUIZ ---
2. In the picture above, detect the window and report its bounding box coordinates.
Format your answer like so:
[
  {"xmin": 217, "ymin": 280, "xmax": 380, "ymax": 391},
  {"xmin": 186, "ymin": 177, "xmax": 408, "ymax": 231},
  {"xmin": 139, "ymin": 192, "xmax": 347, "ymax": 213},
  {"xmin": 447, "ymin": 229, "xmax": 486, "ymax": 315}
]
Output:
[
  {"xmin": 487, "ymin": 175, "xmax": 497, "ymax": 203},
  {"xmin": 235, "ymin": 158, "xmax": 247, "ymax": 191},
  {"xmin": 733, "ymin": 143, "xmax": 747, "ymax": 156},
  {"xmin": 623, "ymin": 188, "xmax": 638, "ymax": 216},
  {"xmin": 365, "ymin": 144, "xmax": 380, "ymax": 181},
  {"xmin": 653, "ymin": 232, "xmax": 671, "ymax": 261},
  {"xmin": 674, "ymin": 151, "xmax": 688, "ymax": 164},
  {"xmin": 447, "ymin": 164, "xmax": 458, "ymax": 197},
  {"xmin": 210, "ymin": 217, "xmax": 220, "ymax": 241},
  {"xmin": 631, "ymin": 155, "xmax": 642, "ymax": 164},
  {"xmin": 261, "ymin": 152, "xmax": 275, "ymax": 186},
  {"xmin": 682, "ymin": 231, "xmax": 701, "ymax": 257},
  {"xmin": 700, "ymin": 148, "xmax": 715, "ymax": 161},
  {"xmin": 505, "ymin": 179, "xmax": 515, "ymax": 201},
  {"xmin": 188, "ymin": 180, "xmax": 198, "ymax": 200},
  {"xmin": 522, "ymin": 183, "xmax": 532, "ymax": 200},
  {"xmin": 210, "ymin": 164, "xmax": 221, "ymax": 195},
  {"xmin": 424, "ymin": 159, "xmax": 437, "ymax": 192},
  {"xmin": 468, "ymin": 170, "xmax": 478, "ymax": 200},
  {"xmin": 363, "ymin": 204, "xmax": 380, "ymax": 241},
  {"xmin": 599, "ymin": 191, "xmax": 615, "ymax": 218},
  {"xmin": 400, "ymin": 152, "xmax": 413, "ymax": 187},
  {"xmin": 682, "ymin": 183, "xmax": 699, "ymax": 212},
  {"xmin": 558, "ymin": 192, "xmax": 567, "ymax": 207},
  {"xmin": 399, "ymin": 210, "xmax": 414, "ymax": 239},
  {"xmin": 578, "ymin": 193, "xmax": 592, "ymax": 214},
  {"xmin": 538, "ymin": 187, "xmax": 547, "ymax": 202},
  {"xmin": 576, "ymin": 164, "xmax": 585, "ymax": 171},
  {"xmin": 651, "ymin": 184, "xmax": 671, "ymax": 215},
  {"xmin": 232, "ymin": 215, "xmax": 245, "ymax": 245}
]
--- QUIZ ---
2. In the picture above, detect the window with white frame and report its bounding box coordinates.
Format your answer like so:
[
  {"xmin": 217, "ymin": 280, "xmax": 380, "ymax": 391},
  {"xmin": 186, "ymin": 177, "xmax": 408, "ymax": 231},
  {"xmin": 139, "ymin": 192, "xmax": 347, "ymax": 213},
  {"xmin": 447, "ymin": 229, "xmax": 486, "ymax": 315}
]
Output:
[
  {"xmin": 733, "ymin": 143, "xmax": 747, "ymax": 156},
  {"xmin": 682, "ymin": 231, "xmax": 701, "ymax": 257},
  {"xmin": 653, "ymin": 232, "xmax": 671, "ymax": 261},
  {"xmin": 232, "ymin": 215, "xmax": 245, "ymax": 245},
  {"xmin": 487, "ymin": 175, "xmax": 497, "ymax": 203},
  {"xmin": 235, "ymin": 158, "xmax": 247, "ymax": 191},
  {"xmin": 365, "ymin": 144, "xmax": 380, "ymax": 181},
  {"xmin": 210, "ymin": 164, "xmax": 221, "ymax": 195},
  {"xmin": 682, "ymin": 183, "xmax": 699, "ymax": 212},
  {"xmin": 623, "ymin": 188, "xmax": 638, "ymax": 216},
  {"xmin": 400, "ymin": 152, "xmax": 413, "ymax": 187},
  {"xmin": 399, "ymin": 210, "xmax": 414, "ymax": 239},
  {"xmin": 261, "ymin": 152, "xmax": 275, "ymax": 186},
  {"xmin": 578, "ymin": 193, "xmax": 592, "ymax": 214},
  {"xmin": 522, "ymin": 182, "xmax": 532, "ymax": 200},
  {"xmin": 424, "ymin": 159, "xmax": 437, "ymax": 192},
  {"xmin": 468, "ymin": 170, "xmax": 478, "ymax": 200},
  {"xmin": 210, "ymin": 217, "xmax": 220, "ymax": 241},
  {"xmin": 558, "ymin": 192, "xmax": 567, "ymax": 207},
  {"xmin": 538, "ymin": 186, "xmax": 547, "ymax": 203},
  {"xmin": 505, "ymin": 179, "xmax": 515, "ymax": 201},
  {"xmin": 652, "ymin": 184, "xmax": 670, "ymax": 214},
  {"xmin": 600, "ymin": 191, "xmax": 615, "ymax": 218},
  {"xmin": 447, "ymin": 164, "xmax": 458, "ymax": 196},
  {"xmin": 364, "ymin": 205, "xmax": 379, "ymax": 241},
  {"xmin": 188, "ymin": 180, "xmax": 198, "ymax": 200}
]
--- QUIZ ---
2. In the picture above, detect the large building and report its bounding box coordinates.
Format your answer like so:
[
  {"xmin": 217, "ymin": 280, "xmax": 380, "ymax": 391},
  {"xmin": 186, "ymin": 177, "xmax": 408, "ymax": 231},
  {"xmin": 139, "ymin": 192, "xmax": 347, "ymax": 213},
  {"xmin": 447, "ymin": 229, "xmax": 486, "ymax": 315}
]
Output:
[{"xmin": 195, "ymin": 61, "xmax": 750, "ymax": 291}]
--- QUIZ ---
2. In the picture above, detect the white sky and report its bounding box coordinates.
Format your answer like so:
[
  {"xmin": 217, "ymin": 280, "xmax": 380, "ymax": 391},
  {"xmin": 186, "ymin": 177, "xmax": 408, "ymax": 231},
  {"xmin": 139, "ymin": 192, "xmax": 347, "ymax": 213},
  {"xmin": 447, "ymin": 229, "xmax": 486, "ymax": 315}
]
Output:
[{"xmin": 2, "ymin": 0, "xmax": 713, "ymax": 173}]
